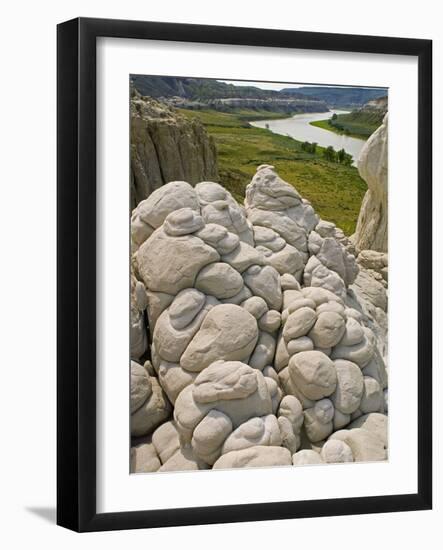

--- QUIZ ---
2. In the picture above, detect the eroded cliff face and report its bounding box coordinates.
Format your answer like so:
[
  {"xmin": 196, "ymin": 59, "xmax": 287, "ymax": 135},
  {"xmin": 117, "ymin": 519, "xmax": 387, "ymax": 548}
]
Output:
[
  {"xmin": 360, "ymin": 96, "xmax": 388, "ymax": 117},
  {"xmin": 130, "ymin": 90, "xmax": 218, "ymax": 208},
  {"xmin": 352, "ymin": 114, "xmax": 388, "ymax": 253}
]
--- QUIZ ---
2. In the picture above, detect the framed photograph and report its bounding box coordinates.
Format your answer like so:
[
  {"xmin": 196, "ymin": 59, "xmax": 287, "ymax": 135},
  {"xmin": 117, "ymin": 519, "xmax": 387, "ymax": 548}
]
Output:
[{"xmin": 57, "ymin": 17, "xmax": 432, "ymax": 532}]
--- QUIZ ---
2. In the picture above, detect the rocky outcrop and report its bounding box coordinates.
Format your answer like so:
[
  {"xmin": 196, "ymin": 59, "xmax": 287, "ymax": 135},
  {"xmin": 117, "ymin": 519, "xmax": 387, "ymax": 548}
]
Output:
[
  {"xmin": 358, "ymin": 96, "xmax": 388, "ymax": 118},
  {"xmin": 352, "ymin": 114, "xmax": 388, "ymax": 253},
  {"xmin": 129, "ymin": 165, "xmax": 388, "ymax": 472},
  {"xmin": 348, "ymin": 250, "xmax": 388, "ymax": 362},
  {"xmin": 130, "ymin": 90, "xmax": 218, "ymax": 208}
]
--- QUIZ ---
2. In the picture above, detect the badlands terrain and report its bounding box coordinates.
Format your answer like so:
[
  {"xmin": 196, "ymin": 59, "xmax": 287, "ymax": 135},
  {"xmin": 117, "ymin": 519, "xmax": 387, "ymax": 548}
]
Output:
[{"xmin": 129, "ymin": 114, "xmax": 389, "ymax": 472}]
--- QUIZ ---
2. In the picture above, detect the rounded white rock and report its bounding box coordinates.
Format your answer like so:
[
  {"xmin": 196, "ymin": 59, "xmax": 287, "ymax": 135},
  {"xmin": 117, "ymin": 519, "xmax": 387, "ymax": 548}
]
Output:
[
  {"xmin": 320, "ymin": 439, "xmax": 354, "ymax": 463},
  {"xmin": 292, "ymin": 450, "xmax": 323, "ymax": 466},
  {"xmin": 288, "ymin": 351, "xmax": 337, "ymax": 400},
  {"xmin": 195, "ymin": 262, "xmax": 244, "ymax": 299}
]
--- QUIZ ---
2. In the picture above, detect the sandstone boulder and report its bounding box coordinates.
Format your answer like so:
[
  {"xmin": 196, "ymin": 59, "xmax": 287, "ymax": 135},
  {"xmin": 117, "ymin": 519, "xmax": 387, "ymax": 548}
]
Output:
[
  {"xmin": 320, "ymin": 439, "xmax": 354, "ymax": 463},
  {"xmin": 131, "ymin": 374, "xmax": 172, "ymax": 437},
  {"xmin": 331, "ymin": 360, "xmax": 364, "ymax": 414},
  {"xmin": 180, "ymin": 304, "xmax": 259, "ymax": 372},
  {"xmin": 129, "ymin": 162, "xmax": 388, "ymax": 472},
  {"xmin": 288, "ymin": 351, "xmax": 337, "ymax": 400},
  {"xmin": 174, "ymin": 361, "xmax": 273, "ymax": 463},
  {"xmin": 136, "ymin": 227, "xmax": 219, "ymax": 294},
  {"xmin": 213, "ymin": 445, "xmax": 292, "ymax": 469},
  {"xmin": 130, "ymin": 437, "xmax": 161, "ymax": 473},
  {"xmin": 130, "ymin": 361, "xmax": 152, "ymax": 414},
  {"xmin": 292, "ymin": 449, "xmax": 323, "ymax": 465},
  {"xmin": 353, "ymin": 114, "xmax": 388, "ymax": 253}
]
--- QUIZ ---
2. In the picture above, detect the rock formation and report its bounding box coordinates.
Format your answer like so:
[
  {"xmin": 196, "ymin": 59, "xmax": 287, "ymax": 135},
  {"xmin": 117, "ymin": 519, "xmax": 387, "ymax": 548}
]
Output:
[
  {"xmin": 130, "ymin": 89, "xmax": 218, "ymax": 208},
  {"xmin": 352, "ymin": 114, "xmax": 388, "ymax": 253},
  {"xmin": 130, "ymin": 165, "xmax": 388, "ymax": 472},
  {"xmin": 358, "ymin": 96, "xmax": 388, "ymax": 119}
]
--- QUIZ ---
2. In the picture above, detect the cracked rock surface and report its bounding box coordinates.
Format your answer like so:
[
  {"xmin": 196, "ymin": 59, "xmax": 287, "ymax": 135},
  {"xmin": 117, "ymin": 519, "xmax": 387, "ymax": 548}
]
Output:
[{"xmin": 130, "ymin": 164, "xmax": 388, "ymax": 472}]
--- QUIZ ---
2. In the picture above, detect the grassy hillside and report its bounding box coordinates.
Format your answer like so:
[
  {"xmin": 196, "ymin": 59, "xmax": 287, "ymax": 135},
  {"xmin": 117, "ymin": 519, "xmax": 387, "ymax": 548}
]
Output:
[
  {"xmin": 311, "ymin": 111, "xmax": 383, "ymax": 139},
  {"xmin": 179, "ymin": 108, "xmax": 367, "ymax": 235},
  {"xmin": 283, "ymin": 86, "xmax": 387, "ymax": 108}
]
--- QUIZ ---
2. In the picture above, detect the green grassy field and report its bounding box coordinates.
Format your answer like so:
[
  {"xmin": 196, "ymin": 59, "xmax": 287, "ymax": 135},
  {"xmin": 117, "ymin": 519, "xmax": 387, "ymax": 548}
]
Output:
[
  {"xmin": 179, "ymin": 108, "xmax": 367, "ymax": 235},
  {"xmin": 310, "ymin": 112, "xmax": 381, "ymax": 140}
]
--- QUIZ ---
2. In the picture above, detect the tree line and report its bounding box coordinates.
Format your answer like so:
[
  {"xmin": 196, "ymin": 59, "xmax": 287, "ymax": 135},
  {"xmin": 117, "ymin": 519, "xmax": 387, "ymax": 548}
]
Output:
[
  {"xmin": 329, "ymin": 112, "xmax": 351, "ymax": 135},
  {"xmin": 300, "ymin": 139, "xmax": 353, "ymax": 166}
]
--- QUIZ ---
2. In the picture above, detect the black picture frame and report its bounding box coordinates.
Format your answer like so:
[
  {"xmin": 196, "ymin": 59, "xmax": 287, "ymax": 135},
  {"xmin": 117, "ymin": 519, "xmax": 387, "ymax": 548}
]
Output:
[{"xmin": 57, "ymin": 17, "xmax": 432, "ymax": 532}]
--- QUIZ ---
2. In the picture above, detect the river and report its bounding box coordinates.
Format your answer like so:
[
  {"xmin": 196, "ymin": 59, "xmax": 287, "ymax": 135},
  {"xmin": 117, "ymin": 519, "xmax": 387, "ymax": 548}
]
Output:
[{"xmin": 250, "ymin": 110, "xmax": 365, "ymax": 164}]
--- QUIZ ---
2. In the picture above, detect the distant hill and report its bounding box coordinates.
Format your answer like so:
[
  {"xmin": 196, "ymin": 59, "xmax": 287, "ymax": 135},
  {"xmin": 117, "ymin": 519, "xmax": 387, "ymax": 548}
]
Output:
[
  {"xmin": 131, "ymin": 76, "xmax": 328, "ymax": 114},
  {"xmin": 131, "ymin": 77, "xmax": 387, "ymax": 110},
  {"xmin": 311, "ymin": 95, "xmax": 388, "ymax": 139},
  {"xmin": 338, "ymin": 95, "xmax": 388, "ymax": 130},
  {"xmin": 131, "ymin": 76, "xmax": 309, "ymax": 101},
  {"xmin": 282, "ymin": 86, "xmax": 387, "ymax": 108}
]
